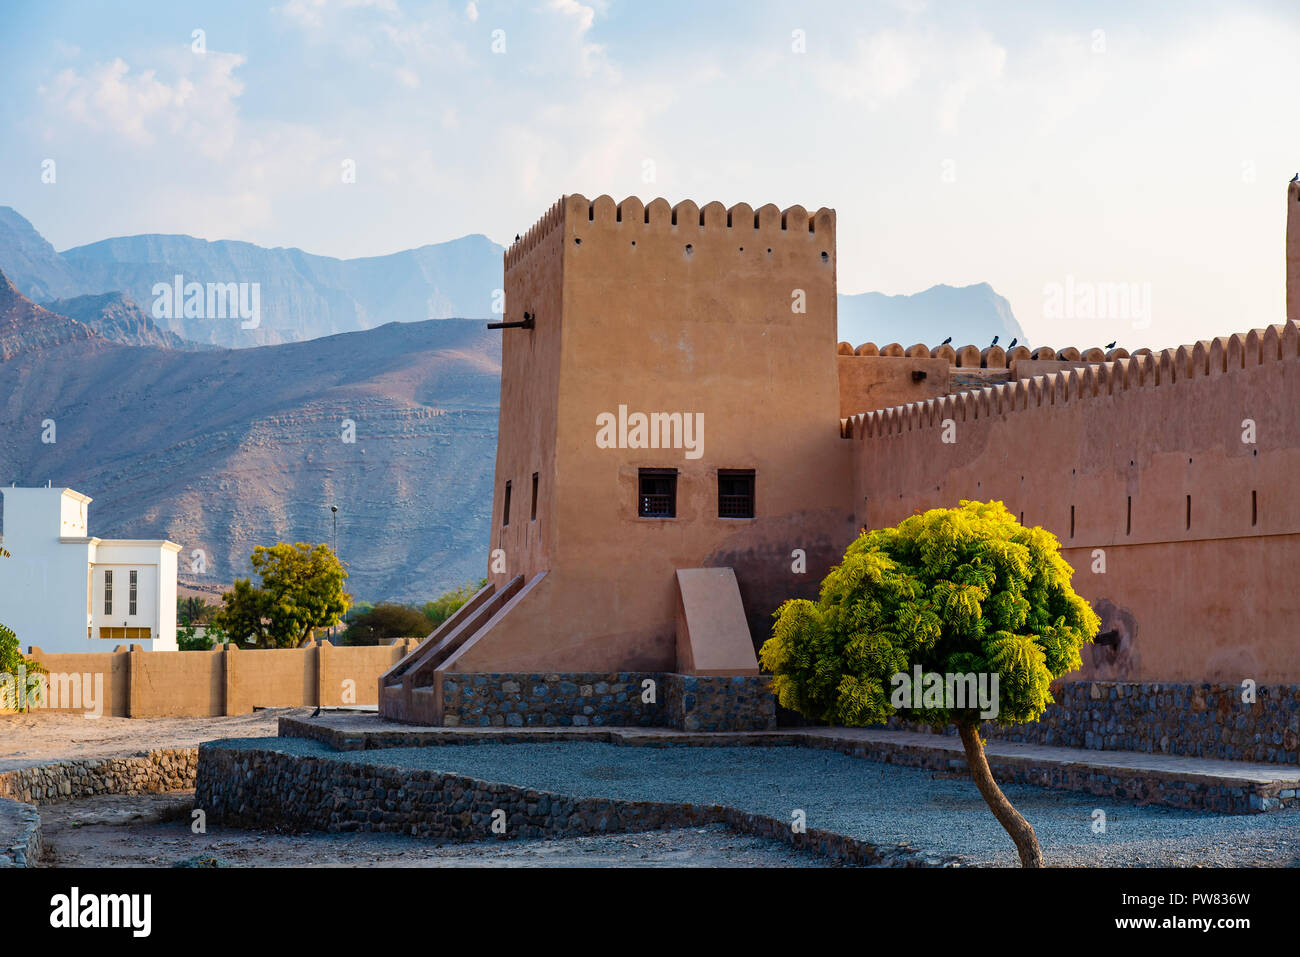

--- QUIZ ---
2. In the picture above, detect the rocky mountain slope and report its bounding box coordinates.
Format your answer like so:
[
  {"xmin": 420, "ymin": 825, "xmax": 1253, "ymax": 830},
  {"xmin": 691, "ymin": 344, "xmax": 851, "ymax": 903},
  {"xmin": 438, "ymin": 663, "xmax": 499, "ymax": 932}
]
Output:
[
  {"xmin": 0, "ymin": 271, "xmax": 500, "ymax": 603},
  {"xmin": 43, "ymin": 291, "xmax": 210, "ymax": 350}
]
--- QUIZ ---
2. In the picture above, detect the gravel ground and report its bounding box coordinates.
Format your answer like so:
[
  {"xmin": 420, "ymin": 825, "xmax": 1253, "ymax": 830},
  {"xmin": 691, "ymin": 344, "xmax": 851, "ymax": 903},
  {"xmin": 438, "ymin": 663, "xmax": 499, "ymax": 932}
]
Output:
[
  {"xmin": 216, "ymin": 736, "xmax": 1300, "ymax": 867},
  {"xmin": 37, "ymin": 792, "xmax": 830, "ymax": 868}
]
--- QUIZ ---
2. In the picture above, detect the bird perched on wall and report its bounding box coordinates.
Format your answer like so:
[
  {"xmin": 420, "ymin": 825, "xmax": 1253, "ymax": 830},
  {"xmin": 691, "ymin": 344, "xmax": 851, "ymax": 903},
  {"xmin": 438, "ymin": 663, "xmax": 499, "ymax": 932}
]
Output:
[
  {"xmin": 1106, "ymin": 341, "xmax": 1117, "ymax": 350},
  {"xmin": 990, "ymin": 335, "xmax": 999, "ymax": 346},
  {"xmin": 1008, "ymin": 338, "xmax": 1017, "ymax": 348},
  {"xmin": 941, "ymin": 336, "xmax": 952, "ymax": 345},
  {"xmin": 515, "ymin": 234, "xmax": 521, "ymax": 243},
  {"xmin": 1292, "ymin": 173, "xmax": 1299, "ymax": 184},
  {"xmin": 311, "ymin": 706, "xmax": 321, "ymax": 718}
]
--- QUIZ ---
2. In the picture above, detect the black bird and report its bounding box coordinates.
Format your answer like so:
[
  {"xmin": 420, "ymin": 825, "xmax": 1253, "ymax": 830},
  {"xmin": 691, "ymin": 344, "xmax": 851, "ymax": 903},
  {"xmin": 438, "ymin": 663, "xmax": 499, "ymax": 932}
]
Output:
[
  {"xmin": 1008, "ymin": 337, "xmax": 1017, "ymax": 348},
  {"xmin": 515, "ymin": 233, "xmax": 521, "ymax": 243},
  {"xmin": 1292, "ymin": 173, "xmax": 1299, "ymax": 184},
  {"xmin": 941, "ymin": 336, "xmax": 952, "ymax": 345},
  {"xmin": 990, "ymin": 335, "xmax": 999, "ymax": 346},
  {"xmin": 311, "ymin": 706, "xmax": 322, "ymax": 718},
  {"xmin": 1106, "ymin": 341, "xmax": 1117, "ymax": 350}
]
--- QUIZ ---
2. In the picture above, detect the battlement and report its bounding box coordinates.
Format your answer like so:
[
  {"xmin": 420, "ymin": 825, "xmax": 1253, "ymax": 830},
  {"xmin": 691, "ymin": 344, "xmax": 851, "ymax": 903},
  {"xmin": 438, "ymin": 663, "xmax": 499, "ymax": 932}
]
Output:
[
  {"xmin": 842, "ymin": 321, "xmax": 1300, "ymax": 439},
  {"xmin": 837, "ymin": 339, "xmax": 1138, "ymax": 368},
  {"xmin": 505, "ymin": 193, "xmax": 834, "ymax": 272}
]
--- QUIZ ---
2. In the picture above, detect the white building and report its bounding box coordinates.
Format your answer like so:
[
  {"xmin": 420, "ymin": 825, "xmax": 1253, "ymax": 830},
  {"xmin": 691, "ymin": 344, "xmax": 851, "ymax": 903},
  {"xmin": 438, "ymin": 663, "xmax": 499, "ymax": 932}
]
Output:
[{"xmin": 0, "ymin": 487, "xmax": 180, "ymax": 653}]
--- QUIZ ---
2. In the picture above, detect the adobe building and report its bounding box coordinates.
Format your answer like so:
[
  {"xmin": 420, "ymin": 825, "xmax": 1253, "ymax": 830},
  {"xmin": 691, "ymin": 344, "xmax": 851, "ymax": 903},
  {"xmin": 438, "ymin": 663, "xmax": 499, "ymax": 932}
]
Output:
[{"xmin": 383, "ymin": 187, "xmax": 1300, "ymax": 746}]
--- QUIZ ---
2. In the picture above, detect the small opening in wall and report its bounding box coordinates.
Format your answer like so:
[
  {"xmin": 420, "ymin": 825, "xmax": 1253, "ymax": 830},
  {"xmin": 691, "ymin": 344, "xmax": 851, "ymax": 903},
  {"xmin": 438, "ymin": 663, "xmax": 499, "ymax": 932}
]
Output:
[
  {"xmin": 631, "ymin": 241, "xmax": 636, "ymax": 247},
  {"xmin": 699, "ymin": 210, "xmax": 707, "ymax": 227},
  {"xmin": 1126, "ymin": 496, "xmax": 1132, "ymax": 535},
  {"xmin": 1186, "ymin": 494, "xmax": 1192, "ymax": 530},
  {"xmin": 503, "ymin": 481, "xmax": 512, "ymax": 527},
  {"xmin": 685, "ymin": 243, "xmax": 693, "ymax": 255},
  {"xmin": 766, "ymin": 248, "xmax": 772, "ymax": 254},
  {"xmin": 574, "ymin": 237, "xmax": 581, "ymax": 245},
  {"xmin": 820, "ymin": 251, "xmax": 829, "ymax": 262},
  {"xmin": 531, "ymin": 472, "xmax": 539, "ymax": 522},
  {"xmin": 1019, "ymin": 511, "xmax": 1024, "ymax": 524},
  {"xmin": 616, "ymin": 208, "xmax": 621, "ymax": 223},
  {"xmin": 644, "ymin": 208, "xmax": 650, "ymax": 224},
  {"xmin": 1252, "ymin": 489, "xmax": 1257, "ymax": 527},
  {"xmin": 739, "ymin": 247, "xmax": 743, "ymax": 253},
  {"xmin": 1070, "ymin": 505, "xmax": 1075, "ymax": 539},
  {"xmin": 588, "ymin": 206, "xmax": 593, "ymax": 221}
]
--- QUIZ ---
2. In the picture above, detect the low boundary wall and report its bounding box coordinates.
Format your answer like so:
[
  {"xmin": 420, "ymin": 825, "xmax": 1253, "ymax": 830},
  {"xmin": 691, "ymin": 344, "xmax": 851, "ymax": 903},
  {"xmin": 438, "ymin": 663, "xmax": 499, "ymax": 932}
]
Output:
[
  {"xmin": 888, "ymin": 681, "xmax": 1300, "ymax": 765},
  {"xmin": 8, "ymin": 639, "xmax": 419, "ymax": 717}
]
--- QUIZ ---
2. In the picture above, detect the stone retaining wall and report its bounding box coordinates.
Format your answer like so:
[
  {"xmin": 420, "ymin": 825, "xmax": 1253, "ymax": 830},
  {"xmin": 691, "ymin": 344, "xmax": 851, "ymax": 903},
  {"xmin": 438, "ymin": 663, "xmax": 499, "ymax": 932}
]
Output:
[
  {"xmin": 664, "ymin": 674, "xmax": 776, "ymax": 731},
  {"xmin": 0, "ymin": 749, "xmax": 198, "ymax": 805},
  {"xmin": 0, "ymin": 797, "xmax": 41, "ymax": 868},
  {"xmin": 442, "ymin": 673, "xmax": 667, "ymax": 728},
  {"xmin": 886, "ymin": 682, "xmax": 1300, "ymax": 764},
  {"xmin": 194, "ymin": 743, "xmax": 951, "ymax": 866},
  {"xmin": 440, "ymin": 672, "xmax": 775, "ymax": 731}
]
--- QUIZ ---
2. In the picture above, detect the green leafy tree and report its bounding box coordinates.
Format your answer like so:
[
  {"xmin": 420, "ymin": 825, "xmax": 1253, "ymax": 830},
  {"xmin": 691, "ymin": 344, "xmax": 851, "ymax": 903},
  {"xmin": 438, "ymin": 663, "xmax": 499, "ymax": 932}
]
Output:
[
  {"xmin": 1, "ymin": 543, "xmax": 46, "ymax": 711},
  {"xmin": 761, "ymin": 501, "xmax": 1100, "ymax": 867},
  {"xmin": 214, "ymin": 543, "xmax": 350, "ymax": 649},
  {"xmin": 342, "ymin": 603, "xmax": 435, "ymax": 646},
  {"xmin": 421, "ymin": 578, "xmax": 486, "ymax": 627},
  {"xmin": 177, "ymin": 622, "xmax": 228, "ymax": 651},
  {"xmin": 0, "ymin": 622, "xmax": 47, "ymax": 712},
  {"xmin": 178, "ymin": 596, "xmax": 218, "ymax": 625}
]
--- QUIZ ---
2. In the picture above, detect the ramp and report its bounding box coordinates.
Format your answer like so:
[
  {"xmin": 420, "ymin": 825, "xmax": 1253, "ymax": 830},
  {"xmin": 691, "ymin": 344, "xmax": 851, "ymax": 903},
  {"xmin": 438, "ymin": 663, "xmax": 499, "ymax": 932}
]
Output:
[{"xmin": 674, "ymin": 567, "xmax": 759, "ymax": 675}]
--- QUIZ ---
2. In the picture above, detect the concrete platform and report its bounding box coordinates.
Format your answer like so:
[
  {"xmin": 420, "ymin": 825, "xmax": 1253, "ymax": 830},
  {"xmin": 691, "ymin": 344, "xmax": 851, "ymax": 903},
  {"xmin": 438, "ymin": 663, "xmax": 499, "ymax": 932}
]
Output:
[{"xmin": 280, "ymin": 713, "xmax": 1300, "ymax": 815}]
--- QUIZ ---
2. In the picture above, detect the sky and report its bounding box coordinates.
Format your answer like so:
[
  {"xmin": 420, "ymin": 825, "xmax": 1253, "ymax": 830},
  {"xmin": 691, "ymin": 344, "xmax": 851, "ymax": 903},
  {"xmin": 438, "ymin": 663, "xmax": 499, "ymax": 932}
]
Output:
[{"xmin": 2, "ymin": 0, "xmax": 1299, "ymax": 349}]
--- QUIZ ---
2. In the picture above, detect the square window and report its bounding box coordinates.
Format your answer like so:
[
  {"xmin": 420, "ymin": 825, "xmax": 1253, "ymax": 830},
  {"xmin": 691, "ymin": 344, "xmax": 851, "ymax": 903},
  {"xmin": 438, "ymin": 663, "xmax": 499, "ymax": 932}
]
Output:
[
  {"xmin": 718, "ymin": 469, "xmax": 755, "ymax": 518},
  {"xmin": 638, "ymin": 469, "xmax": 677, "ymax": 518}
]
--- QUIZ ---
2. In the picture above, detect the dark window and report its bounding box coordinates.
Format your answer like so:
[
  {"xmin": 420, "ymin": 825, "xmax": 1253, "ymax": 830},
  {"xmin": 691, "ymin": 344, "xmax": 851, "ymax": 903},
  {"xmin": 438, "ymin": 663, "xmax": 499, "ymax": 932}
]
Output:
[
  {"xmin": 129, "ymin": 569, "xmax": 138, "ymax": 616},
  {"xmin": 503, "ymin": 481, "xmax": 512, "ymax": 527},
  {"xmin": 104, "ymin": 570, "xmax": 113, "ymax": 615},
  {"xmin": 638, "ymin": 469, "xmax": 677, "ymax": 518},
  {"xmin": 718, "ymin": 469, "xmax": 755, "ymax": 518},
  {"xmin": 531, "ymin": 472, "xmax": 539, "ymax": 521}
]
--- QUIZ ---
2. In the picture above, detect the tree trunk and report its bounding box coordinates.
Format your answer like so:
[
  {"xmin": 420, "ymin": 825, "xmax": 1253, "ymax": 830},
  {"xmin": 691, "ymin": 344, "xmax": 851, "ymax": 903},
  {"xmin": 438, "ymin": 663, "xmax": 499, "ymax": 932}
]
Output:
[{"xmin": 958, "ymin": 722, "xmax": 1043, "ymax": 867}]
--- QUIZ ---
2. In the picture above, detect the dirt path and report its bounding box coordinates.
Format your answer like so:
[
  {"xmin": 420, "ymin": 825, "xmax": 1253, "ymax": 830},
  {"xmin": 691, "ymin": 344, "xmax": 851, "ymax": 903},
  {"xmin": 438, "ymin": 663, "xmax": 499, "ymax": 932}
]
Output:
[
  {"xmin": 37, "ymin": 792, "xmax": 833, "ymax": 867},
  {"xmin": 0, "ymin": 709, "xmax": 300, "ymax": 771}
]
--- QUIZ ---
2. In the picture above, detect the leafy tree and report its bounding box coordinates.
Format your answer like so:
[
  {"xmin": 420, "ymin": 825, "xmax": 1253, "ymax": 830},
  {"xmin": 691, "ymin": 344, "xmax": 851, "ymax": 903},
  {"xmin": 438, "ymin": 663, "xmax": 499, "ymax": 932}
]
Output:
[
  {"xmin": 213, "ymin": 543, "xmax": 350, "ymax": 649},
  {"xmin": 178, "ymin": 595, "xmax": 218, "ymax": 625},
  {"xmin": 177, "ymin": 622, "xmax": 228, "ymax": 651},
  {"xmin": 342, "ymin": 603, "xmax": 436, "ymax": 646},
  {"xmin": 421, "ymin": 578, "xmax": 486, "ymax": 627},
  {"xmin": 0, "ymin": 622, "xmax": 47, "ymax": 711},
  {"xmin": 761, "ymin": 500, "xmax": 1100, "ymax": 867}
]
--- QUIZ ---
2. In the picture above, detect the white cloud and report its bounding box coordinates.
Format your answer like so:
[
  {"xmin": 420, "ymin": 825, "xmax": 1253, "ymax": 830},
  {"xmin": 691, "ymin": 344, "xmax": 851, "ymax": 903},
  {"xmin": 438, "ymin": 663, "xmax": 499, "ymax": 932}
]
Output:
[
  {"xmin": 40, "ymin": 51, "xmax": 246, "ymax": 157},
  {"xmin": 465, "ymin": 1, "xmax": 478, "ymax": 23}
]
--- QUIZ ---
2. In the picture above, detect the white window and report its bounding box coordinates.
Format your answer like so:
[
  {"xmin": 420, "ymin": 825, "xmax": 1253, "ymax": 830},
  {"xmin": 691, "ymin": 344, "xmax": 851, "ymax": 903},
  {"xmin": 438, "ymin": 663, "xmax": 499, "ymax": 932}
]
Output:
[
  {"xmin": 104, "ymin": 570, "xmax": 113, "ymax": 615},
  {"xmin": 129, "ymin": 569, "xmax": 138, "ymax": 616}
]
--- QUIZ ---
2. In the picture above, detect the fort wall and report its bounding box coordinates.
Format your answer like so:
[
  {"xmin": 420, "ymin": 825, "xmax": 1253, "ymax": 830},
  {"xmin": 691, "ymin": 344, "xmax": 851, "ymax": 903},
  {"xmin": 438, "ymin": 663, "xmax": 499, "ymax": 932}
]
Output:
[{"xmin": 846, "ymin": 321, "xmax": 1300, "ymax": 682}]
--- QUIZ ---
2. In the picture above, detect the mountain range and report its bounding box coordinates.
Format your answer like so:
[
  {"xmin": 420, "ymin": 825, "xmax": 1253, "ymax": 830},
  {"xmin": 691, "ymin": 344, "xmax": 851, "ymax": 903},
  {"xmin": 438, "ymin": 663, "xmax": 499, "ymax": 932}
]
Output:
[{"xmin": 0, "ymin": 269, "xmax": 499, "ymax": 602}]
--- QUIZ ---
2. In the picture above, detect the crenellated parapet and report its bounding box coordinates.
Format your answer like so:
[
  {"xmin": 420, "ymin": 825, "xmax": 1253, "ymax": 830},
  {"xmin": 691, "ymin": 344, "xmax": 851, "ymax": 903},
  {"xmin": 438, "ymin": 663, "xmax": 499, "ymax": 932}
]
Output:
[
  {"xmin": 506, "ymin": 193, "xmax": 834, "ymax": 273},
  {"xmin": 841, "ymin": 321, "xmax": 1300, "ymax": 440},
  {"xmin": 837, "ymin": 340, "xmax": 1136, "ymax": 367}
]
